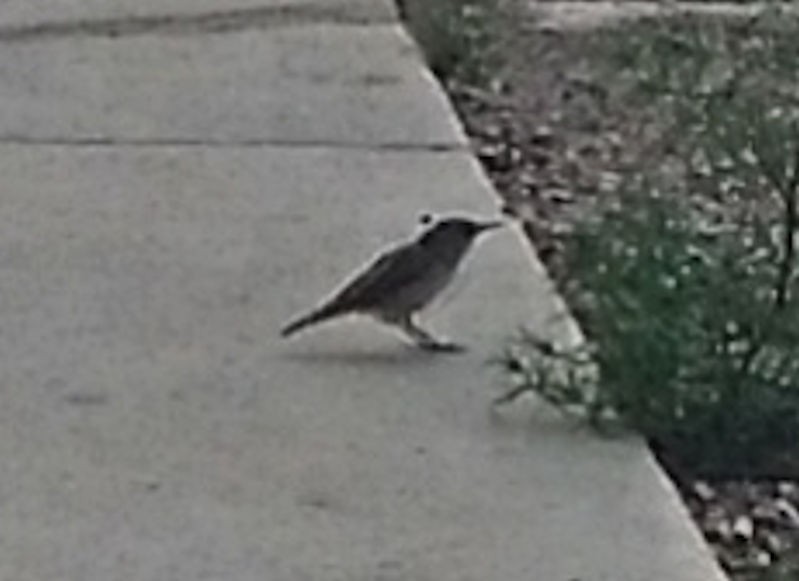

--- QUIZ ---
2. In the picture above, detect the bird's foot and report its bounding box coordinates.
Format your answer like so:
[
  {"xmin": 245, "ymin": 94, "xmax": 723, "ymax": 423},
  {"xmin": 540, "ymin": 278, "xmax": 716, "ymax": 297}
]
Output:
[
  {"xmin": 396, "ymin": 317, "xmax": 466, "ymax": 354},
  {"xmin": 418, "ymin": 340, "xmax": 467, "ymax": 354}
]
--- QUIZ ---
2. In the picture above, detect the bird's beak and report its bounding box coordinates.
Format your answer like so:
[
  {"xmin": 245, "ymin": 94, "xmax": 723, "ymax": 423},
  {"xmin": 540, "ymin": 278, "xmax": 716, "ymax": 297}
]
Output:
[{"xmin": 476, "ymin": 220, "xmax": 504, "ymax": 234}]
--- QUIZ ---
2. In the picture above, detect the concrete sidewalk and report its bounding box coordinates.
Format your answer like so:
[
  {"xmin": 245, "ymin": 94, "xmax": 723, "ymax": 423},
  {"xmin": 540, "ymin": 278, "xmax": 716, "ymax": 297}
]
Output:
[{"xmin": 0, "ymin": 1, "xmax": 727, "ymax": 580}]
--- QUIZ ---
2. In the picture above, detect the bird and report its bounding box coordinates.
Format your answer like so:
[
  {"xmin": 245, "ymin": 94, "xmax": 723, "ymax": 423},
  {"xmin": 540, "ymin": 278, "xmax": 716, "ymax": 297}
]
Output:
[{"xmin": 280, "ymin": 215, "xmax": 503, "ymax": 352}]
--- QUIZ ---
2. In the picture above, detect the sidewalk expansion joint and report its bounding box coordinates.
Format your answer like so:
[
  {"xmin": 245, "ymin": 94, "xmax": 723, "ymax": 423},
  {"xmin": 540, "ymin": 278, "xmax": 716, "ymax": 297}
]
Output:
[
  {"xmin": 0, "ymin": 3, "xmax": 395, "ymax": 43},
  {"xmin": 0, "ymin": 135, "xmax": 467, "ymax": 154}
]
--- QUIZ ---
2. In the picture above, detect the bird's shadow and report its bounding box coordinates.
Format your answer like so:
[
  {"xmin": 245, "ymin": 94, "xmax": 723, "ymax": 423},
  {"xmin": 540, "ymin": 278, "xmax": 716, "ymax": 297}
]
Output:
[{"xmin": 280, "ymin": 342, "xmax": 462, "ymax": 369}]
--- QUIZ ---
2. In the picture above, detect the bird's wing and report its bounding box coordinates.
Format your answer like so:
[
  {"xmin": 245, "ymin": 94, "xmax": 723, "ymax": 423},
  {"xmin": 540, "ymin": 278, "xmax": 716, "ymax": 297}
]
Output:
[{"xmin": 325, "ymin": 242, "xmax": 429, "ymax": 311}]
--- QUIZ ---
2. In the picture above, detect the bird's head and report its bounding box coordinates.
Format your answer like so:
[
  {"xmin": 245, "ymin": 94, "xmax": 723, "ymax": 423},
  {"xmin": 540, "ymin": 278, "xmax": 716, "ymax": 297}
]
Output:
[{"xmin": 418, "ymin": 215, "xmax": 503, "ymax": 252}]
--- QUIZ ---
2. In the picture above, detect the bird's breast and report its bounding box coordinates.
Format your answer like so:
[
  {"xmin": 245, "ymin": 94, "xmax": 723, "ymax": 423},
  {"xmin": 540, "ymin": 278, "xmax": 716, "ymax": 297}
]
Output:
[{"xmin": 380, "ymin": 258, "xmax": 459, "ymax": 315}]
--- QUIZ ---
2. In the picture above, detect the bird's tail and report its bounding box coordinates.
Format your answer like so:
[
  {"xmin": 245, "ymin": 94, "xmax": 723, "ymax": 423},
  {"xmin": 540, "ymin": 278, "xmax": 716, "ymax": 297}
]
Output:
[{"xmin": 280, "ymin": 303, "xmax": 342, "ymax": 338}]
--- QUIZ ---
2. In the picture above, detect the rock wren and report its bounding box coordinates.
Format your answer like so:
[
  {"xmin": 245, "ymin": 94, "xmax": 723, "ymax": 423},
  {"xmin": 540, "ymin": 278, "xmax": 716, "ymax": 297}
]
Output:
[{"xmin": 280, "ymin": 215, "xmax": 502, "ymax": 352}]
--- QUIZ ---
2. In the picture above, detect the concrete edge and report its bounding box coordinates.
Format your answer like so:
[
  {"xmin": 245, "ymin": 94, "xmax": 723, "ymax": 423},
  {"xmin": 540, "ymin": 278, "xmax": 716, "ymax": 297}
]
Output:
[
  {"xmin": 527, "ymin": 1, "xmax": 797, "ymax": 31},
  {"xmin": 394, "ymin": 19, "xmax": 730, "ymax": 581}
]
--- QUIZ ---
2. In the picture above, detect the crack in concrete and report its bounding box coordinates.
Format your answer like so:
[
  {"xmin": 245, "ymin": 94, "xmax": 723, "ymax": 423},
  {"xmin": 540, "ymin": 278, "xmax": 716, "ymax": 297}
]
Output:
[
  {"xmin": 0, "ymin": 134, "xmax": 465, "ymax": 153},
  {"xmin": 0, "ymin": 2, "xmax": 395, "ymax": 43}
]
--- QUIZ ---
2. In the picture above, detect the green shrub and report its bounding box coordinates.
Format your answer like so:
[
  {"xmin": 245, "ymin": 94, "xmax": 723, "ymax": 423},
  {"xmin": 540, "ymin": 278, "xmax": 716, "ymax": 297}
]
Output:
[{"xmin": 400, "ymin": 0, "xmax": 505, "ymax": 85}]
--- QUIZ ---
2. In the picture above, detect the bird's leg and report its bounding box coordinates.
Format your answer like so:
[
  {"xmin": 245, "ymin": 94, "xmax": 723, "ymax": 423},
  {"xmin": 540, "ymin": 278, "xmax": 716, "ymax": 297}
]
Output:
[{"xmin": 398, "ymin": 314, "xmax": 466, "ymax": 353}]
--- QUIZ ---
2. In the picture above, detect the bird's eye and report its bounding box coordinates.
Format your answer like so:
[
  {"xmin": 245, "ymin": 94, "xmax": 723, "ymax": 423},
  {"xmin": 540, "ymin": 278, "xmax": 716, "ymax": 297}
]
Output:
[{"xmin": 419, "ymin": 213, "xmax": 434, "ymax": 225}]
